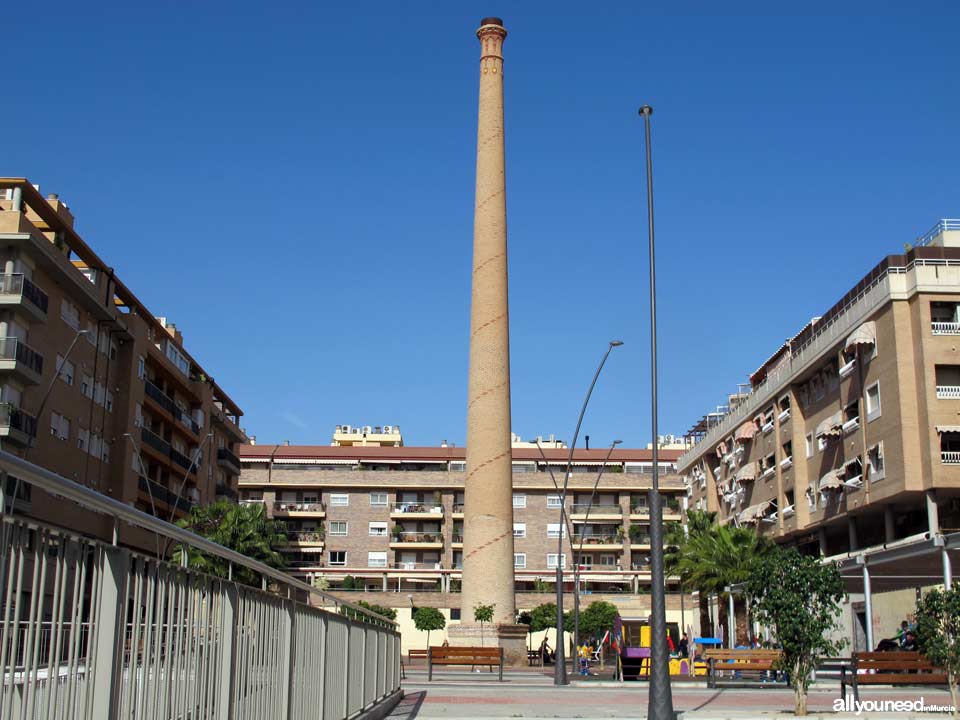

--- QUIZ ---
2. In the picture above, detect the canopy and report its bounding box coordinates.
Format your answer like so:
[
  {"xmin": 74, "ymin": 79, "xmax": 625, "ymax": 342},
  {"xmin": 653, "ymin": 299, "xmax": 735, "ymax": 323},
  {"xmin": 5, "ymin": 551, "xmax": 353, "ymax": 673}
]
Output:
[
  {"xmin": 815, "ymin": 412, "xmax": 843, "ymax": 438},
  {"xmin": 737, "ymin": 501, "xmax": 771, "ymax": 524},
  {"xmin": 936, "ymin": 426, "xmax": 960, "ymax": 434},
  {"xmin": 735, "ymin": 462, "xmax": 759, "ymax": 483},
  {"xmin": 734, "ymin": 422, "xmax": 757, "ymax": 443},
  {"xmin": 819, "ymin": 469, "xmax": 845, "ymax": 491},
  {"xmin": 844, "ymin": 321, "xmax": 877, "ymax": 353}
]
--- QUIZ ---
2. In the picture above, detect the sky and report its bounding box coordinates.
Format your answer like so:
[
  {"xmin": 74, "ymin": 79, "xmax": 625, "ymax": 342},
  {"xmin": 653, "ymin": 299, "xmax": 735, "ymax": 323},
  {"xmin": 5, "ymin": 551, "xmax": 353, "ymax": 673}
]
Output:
[{"xmin": 3, "ymin": 2, "xmax": 959, "ymax": 448}]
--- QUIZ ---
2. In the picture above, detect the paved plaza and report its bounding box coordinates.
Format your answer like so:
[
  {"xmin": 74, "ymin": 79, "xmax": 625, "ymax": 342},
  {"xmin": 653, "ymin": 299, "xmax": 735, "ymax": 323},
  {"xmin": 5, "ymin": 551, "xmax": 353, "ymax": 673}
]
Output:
[{"xmin": 392, "ymin": 669, "xmax": 956, "ymax": 718}]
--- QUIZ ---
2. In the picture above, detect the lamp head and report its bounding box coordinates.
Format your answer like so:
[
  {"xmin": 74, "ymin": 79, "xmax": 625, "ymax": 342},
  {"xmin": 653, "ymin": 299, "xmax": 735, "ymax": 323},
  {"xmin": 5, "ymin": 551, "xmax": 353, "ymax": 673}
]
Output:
[
  {"xmin": 610, "ymin": 340, "xmax": 624, "ymax": 347},
  {"xmin": 613, "ymin": 439, "xmax": 623, "ymax": 445}
]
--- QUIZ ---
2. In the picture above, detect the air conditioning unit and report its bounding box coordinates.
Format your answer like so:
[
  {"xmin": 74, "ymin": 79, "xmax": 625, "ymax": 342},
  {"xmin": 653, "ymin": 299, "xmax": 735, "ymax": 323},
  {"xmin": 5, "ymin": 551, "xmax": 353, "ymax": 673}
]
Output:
[
  {"xmin": 383, "ymin": 425, "xmax": 393, "ymax": 434},
  {"xmin": 362, "ymin": 426, "xmax": 372, "ymax": 434},
  {"xmin": 340, "ymin": 425, "xmax": 351, "ymax": 434}
]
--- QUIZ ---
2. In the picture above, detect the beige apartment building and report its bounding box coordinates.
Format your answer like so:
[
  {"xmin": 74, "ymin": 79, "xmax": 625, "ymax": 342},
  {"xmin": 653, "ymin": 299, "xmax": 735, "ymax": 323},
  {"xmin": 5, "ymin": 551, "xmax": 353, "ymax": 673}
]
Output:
[
  {"xmin": 678, "ymin": 219, "xmax": 960, "ymax": 648},
  {"xmin": 0, "ymin": 178, "xmax": 246, "ymax": 545},
  {"xmin": 239, "ymin": 437, "xmax": 692, "ymax": 645}
]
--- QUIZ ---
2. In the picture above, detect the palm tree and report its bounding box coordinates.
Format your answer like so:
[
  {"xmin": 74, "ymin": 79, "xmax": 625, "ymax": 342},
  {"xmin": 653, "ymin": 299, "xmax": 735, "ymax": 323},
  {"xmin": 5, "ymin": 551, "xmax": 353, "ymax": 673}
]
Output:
[
  {"xmin": 174, "ymin": 499, "xmax": 288, "ymax": 587},
  {"xmin": 666, "ymin": 509, "xmax": 717, "ymax": 637},
  {"xmin": 668, "ymin": 511, "xmax": 772, "ymax": 645}
]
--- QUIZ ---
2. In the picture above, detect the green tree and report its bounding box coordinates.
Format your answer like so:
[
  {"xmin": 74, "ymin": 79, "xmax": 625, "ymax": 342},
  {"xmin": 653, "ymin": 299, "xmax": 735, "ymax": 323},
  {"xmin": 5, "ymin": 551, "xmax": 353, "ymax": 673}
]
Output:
[
  {"xmin": 747, "ymin": 548, "xmax": 847, "ymax": 716},
  {"xmin": 916, "ymin": 586, "xmax": 960, "ymax": 716},
  {"xmin": 413, "ymin": 606, "xmax": 447, "ymax": 647},
  {"xmin": 517, "ymin": 610, "xmax": 533, "ymax": 650},
  {"xmin": 579, "ymin": 601, "xmax": 618, "ymax": 640},
  {"xmin": 174, "ymin": 499, "xmax": 287, "ymax": 587},
  {"xmin": 339, "ymin": 600, "xmax": 397, "ymax": 627},
  {"xmin": 474, "ymin": 603, "xmax": 495, "ymax": 645}
]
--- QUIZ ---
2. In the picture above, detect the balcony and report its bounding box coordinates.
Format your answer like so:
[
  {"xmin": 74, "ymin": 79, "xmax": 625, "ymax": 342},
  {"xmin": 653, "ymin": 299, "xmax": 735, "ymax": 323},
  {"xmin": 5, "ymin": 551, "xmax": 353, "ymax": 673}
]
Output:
[
  {"xmin": 0, "ymin": 337, "xmax": 43, "ymax": 385},
  {"xmin": 169, "ymin": 447, "xmax": 194, "ymax": 472},
  {"xmin": 284, "ymin": 530, "xmax": 325, "ymax": 548},
  {"xmin": 629, "ymin": 531, "xmax": 652, "ymax": 550},
  {"xmin": 211, "ymin": 404, "xmax": 246, "ymax": 441},
  {"xmin": 217, "ymin": 447, "xmax": 241, "ymax": 475},
  {"xmin": 630, "ymin": 505, "xmax": 650, "ymax": 520},
  {"xmin": 137, "ymin": 475, "xmax": 194, "ymax": 515},
  {"xmin": 571, "ymin": 534, "xmax": 623, "ymax": 551},
  {"xmin": 144, "ymin": 379, "xmax": 200, "ymax": 435},
  {"xmin": 215, "ymin": 483, "xmax": 238, "ymax": 501},
  {"xmin": 389, "ymin": 531, "xmax": 443, "ymax": 549},
  {"xmin": 570, "ymin": 503, "xmax": 622, "ymax": 521},
  {"xmin": 273, "ymin": 501, "xmax": 325, "ymax": 517},
  {"xmin": 452, "ymin": 503, "xmax": 465, "ymax": 518},
  {"xmin": 0, "ymin": 403, "xmax": 36, "ymax": 447},
  {"xmin": 0, "ymin": 274, "xmax": 48, "ymax": 322},
  {"xmin": 933, "ymin": 321, "xmax": 960, "ymax": 335},
  {"xmin": 141, "ymin": 426, "xmax": 171, "ymax": 456},
  {"xmin": 389, "ymin": 503, "xmax": 444, "ymax": 519},
  {"xmin": 393, "ymin": 561, "xmax": 442, "ymax": 571},
  {"xmin": 451, "ymin": 533, "xmax": 463, "ymax": 548},
  {"xmin": 938, "ymin": 386, "xmax": 960, "ymax": 399},
  {"xmin": 943, "ymin": 451, "xmax": 960, "ymax": 465}
]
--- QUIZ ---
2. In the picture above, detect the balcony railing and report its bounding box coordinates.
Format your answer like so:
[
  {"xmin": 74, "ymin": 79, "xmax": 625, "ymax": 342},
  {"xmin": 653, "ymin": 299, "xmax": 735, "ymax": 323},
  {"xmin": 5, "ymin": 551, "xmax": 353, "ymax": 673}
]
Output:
[
  {"xmin": 0, "ymin": 448, "xmax": 400, "ymax": 720},
  {"xmin": 141, "ymin": 426, "xmax": 171, "ymax": 455},
  {"xmin": 0, "ymin": 273, "xmax": 49, "ymax": 315},
  {"xmin": 938, "ymin": 386, "xmax": 960, "ymax": 399},
  {"xmin": 391, "ymin": 503, "xmax": 443, "ymax": 514},
  {"xmin": 451, "ymin": 534, "xmax": 464, "ymax": 543},
  {"xmin": 274, "ymin": 501, "xmax": 325, "ymax": 513},
  {"xmin": 570, "ymin": 503, "xmax": 621, "ymax": 514},
  {"xmin": 943, "ymin": 451, "xmax": 960, "ymax": 464},
  {"xmin": 630, "ymin": 533, "xmax": 652, "ymax": 545},
  {"xmin": 144, "ymin": 379, "xmax": 200, "ymax": 434},
  {"xmin": 0, "ymin": 402, "xmax": 37, "ymax": 439},
  {"xmin": 0, "ymin": 337, "xmax": 43, "ymax": 375},
  {"xmin": 287, "ymin": 530, "xmax": 325, "ymax": 543},
  {"xmin": 169, "ymin": 447, "xmax": 193, "ymax": 471},
  {"xmin": 573, "ymin": 534, "xmax": 621, "ymax": 545},
  {"xmin": 393, "ymin": 562, "xmax": 442, "ymax": 570},
  {"xmin": 137, "ymin": 475, "xmax": 194, "ymax": 515},
  {"xmin": 630, "ymin": 505, "xmax": 650, "ymax": 516},
  {"xmin": 933, "ymin": 321, "xmax": 960, "ymax": 335},
  {"xmin": 215, "ymin": 483, "xmax": 238, "ymax": 501},
  {"xmin": 452, "ymin": 503, "xmax": 465, "ymax": 513},
  {"xmin": 391, "ymin": 531, "xmax": 442, "ymax": 543}
]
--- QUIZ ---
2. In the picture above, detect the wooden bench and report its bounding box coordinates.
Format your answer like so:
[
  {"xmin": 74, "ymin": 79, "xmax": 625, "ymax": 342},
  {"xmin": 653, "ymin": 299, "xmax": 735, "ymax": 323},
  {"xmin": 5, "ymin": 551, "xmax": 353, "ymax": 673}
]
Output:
[
  {"xmin": 704, "ymin": 649, "xmax": 782, "ymax": 689},
  {"xmin": 841, "ymin": 652, "xmax": 946, "ymax": 702},
  {"xmin": 408, "ymin": 649, "xmax": 428, "ymax": 663},
  {"xmin": 428, "ymin": 646, "xmax": 504, "ymax": 681},
  {"xmin": 528, "ymin": 649, "xmax": 543, "ymax": 667}
]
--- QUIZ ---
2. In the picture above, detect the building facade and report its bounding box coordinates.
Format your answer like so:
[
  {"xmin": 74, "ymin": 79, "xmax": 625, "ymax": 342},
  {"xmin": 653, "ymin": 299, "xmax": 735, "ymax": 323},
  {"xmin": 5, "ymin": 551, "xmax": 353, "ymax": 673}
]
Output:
[
  {"xmin": 678, "ymin": 220, "xmax": 960, "ymax": 647},
  {"xmin": 0, "ymin": 178, "xmax": 246, "ymax": 544}
]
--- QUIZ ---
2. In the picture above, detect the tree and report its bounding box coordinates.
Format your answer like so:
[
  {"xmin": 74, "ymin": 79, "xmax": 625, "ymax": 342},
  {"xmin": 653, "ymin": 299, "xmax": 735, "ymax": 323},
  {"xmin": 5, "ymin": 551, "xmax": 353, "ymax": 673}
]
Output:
[
  {"xmin": 747, "ymin": 548, "xmax": 847, "ymax": 716},
  {"xmin": 174, "ymin": 499, "xmax": 287, "ymax": 587},
  {"xmin": 474, "ymin": 603, "xmax": 495, "ymax": 645},
  {"xmin": 579, "ymin": 601, "xmax": 618, "ymax": 641},
  {"xmin": 517, "ymin": 611, "xmax": 533, "ymax": 650},
  {"xmin": 339, "ymin": 600, "xmax": 397, "ymax": 627},
  {"xmin": 916, "ymin": 586, "xmax": 960, "ymax": 716},
  {"xmin": 413, "ymin": 606, "xmax": 447, "ymax": 647},
  {"xmin": 665, "ymin": 509, "xmax": 716, "ymax": 636},
  {"xmin": 530, "ymin": 603, "xmax": 559, "ymax": 634}
]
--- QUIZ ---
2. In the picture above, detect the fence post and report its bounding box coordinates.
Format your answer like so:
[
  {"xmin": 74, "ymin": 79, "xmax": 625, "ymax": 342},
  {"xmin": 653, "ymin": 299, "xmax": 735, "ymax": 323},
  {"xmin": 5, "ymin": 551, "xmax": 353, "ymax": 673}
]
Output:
[
  {"xmin": 90, "ymin": 545, "xmax": 129, "ymax": 719},
  {"xmin": 216, "ymin": 582, "xmax": 238, "ymax": 720},
  {"xmin": 283, "ymin": 595, "xmax": 296, "ymax": 720}
]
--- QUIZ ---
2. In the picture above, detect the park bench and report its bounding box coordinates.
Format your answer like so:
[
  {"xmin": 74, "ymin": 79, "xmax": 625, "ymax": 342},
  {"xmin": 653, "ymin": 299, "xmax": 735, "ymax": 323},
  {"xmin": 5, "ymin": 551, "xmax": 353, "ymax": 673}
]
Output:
[
  {"xmin": 408, "ymin": 649, "xmax": 428, "ymax": 663},
  {"xmin": 427, "ymin": 646, "xmax": 504, "ymax": 681},
  {"xmin": 528, "ymin": 649, "xmax": 543, "ymax": 667},
  {"xmin": 704, "ymin": 649, "xmax": 782, "ymax": 689},
  {"xmin": 841, "ymin": 651, "xmax": 946, "ymax": 702}
]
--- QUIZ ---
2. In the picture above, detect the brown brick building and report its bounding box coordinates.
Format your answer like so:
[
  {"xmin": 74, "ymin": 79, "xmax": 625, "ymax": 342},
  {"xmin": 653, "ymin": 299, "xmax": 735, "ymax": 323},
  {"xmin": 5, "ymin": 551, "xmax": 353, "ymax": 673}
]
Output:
[{"xmin": 0, "ymin": 178, "xmax": 246, "ymax": 545}]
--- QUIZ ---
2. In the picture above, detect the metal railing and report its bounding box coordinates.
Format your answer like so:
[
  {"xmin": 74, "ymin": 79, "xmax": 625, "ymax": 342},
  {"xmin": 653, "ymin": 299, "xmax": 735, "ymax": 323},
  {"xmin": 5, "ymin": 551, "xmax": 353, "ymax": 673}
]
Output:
[
  {"xmin": 916, "ymin": 218, "xmax": 960, "ymax": 247},
  {"xmin": 0, "ymin": 402, "xmax": 37, "ymax": 438},
  {"xmin": 217, "ymin": 447, "xmax": 241, "ymax": 469},
  {"xmin": 273, "ymin": 501, "xmax": 325, "ymax": 513},
  {"xmin": 0, "ymin": 337, "xmax": 43, "ymax": 375},
  {"xmin": 942, "ymin": 451, "xmax": 960, "ymax": 464},
  {"xmin": 138, "ymin": 475, "xmax": 195, "ymax": 515},
  {"xmin": 393, "ymin": 562, "xmax": 442, "ymax": 570},
  {"xmin": 937, "ymin": 386, "xmax": 960, "ymax": 399},
  {"xmin": 451, "ymin": 503, "xmax": 465, "ymax": 513},
  {"xmin": 570, "ymin": 503, "xmax": 620, "ymax": 514},
  {"xmin": 0, "ymin": 449, "xmax": 400, "ymax": 720},
  {"xmin": 0, "ymin": 273, "xmax": 49, "ymax": 314},
  {"xmin": 287, "ymin": 531, "xmax": 325, "ymax": 543},
  {"xmin": 572, "ymin": 534, "xmax": 621, "ymax": 545},
  {"xmin": 390, "ymin": 531, "xmax": 442, "ymax": 543},
  {"xmin": 932, "ymin": 321, "xmax": 960, "ymax": 335},
  {"xmin": 390, "ymin": 503, "xmax": 443, "ymax": 514}
]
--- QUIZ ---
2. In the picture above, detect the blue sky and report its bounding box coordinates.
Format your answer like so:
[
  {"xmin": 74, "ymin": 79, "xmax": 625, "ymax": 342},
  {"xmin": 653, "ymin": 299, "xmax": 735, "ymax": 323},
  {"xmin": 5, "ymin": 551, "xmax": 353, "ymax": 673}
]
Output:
[{"xmin": 3, "ymin": 2, "xmax": 958, "ymax": 448}]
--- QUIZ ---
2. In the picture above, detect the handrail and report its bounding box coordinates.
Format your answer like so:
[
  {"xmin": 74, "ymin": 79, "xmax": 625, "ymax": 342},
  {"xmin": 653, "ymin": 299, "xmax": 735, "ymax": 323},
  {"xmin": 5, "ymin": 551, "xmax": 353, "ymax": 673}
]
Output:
[{"xmin": 0, "ymin": 449, "xmax": 395, "ymax": 626}]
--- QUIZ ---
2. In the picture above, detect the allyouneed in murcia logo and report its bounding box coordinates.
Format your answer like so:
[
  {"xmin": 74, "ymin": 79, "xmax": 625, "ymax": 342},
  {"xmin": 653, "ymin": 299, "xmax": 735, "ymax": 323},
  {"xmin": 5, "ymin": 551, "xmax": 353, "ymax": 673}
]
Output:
[{"xmin": 833, "ymin": 696, "xmax": 956, "ymax": 715}]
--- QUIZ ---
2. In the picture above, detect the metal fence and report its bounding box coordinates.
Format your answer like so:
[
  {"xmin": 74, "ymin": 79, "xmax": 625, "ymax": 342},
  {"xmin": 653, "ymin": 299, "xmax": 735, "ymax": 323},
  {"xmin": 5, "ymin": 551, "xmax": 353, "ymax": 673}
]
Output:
[{"xmin": 0, "ymin": 450, "xmax": 401, "ymax": 719}]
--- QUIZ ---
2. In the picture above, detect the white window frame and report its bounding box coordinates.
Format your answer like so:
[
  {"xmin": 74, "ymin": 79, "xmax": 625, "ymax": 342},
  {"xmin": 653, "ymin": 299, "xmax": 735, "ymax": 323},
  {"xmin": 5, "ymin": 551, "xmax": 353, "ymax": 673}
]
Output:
[
  {"xmin": 367, "ymin": 551, "xmax": 387, "ymax": 568},
  {"xmin": 547, "ymin": 494, "xmax": 562, "ymax": 508},
  {"xmin": 329, "ymin": 521, "xmax": 347, "ymax": 536},
  {"xmin": 513, "ymin": 523, "xmax": 526, "ymax": 539},
  {"xmin": 599, "ymin": 554, "xmax": 617, "ymax": 567},
  {"xmin": 369, "ymin": 492, "xmax": 388, "ymax": 506},
  {"xmin": 868, "ymin": 442, "xmax": 885, "ymax": 482},
  {"xmin": 547, "ymin": 523, "xmax": 566, "ymax": 539},
  {"xmin": 547, "ymin": 553, "xmax": 567, "ymax": 569},
  {"xmin": 57, "ymin": 356, "xmax": 75, "ymax": 386},
  {"xmin": 512, "ymin": 494, "xmax": 526, "ymax": 508},
  {"xmin": 866, "ymin": 382, "xmax": 882, "ymax": 421},
  {"xmin": 368, "ymin": 521, "xmax": 388, "ymax": 536},
  {"xmin": 330, "ymin": 493, "xmax": 349, "ymax": 506},
  {"xmin": 514, "ymin": 553, "xmax": 526, "ymax": 569},
  {"xmin": 328, "ymin": 551, "xmax": 346, "ymax": 567}
]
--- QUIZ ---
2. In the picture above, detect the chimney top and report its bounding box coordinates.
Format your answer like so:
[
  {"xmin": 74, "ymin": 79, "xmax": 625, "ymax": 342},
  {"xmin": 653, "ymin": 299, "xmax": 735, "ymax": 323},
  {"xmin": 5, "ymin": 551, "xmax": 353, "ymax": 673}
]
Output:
[{"xmin": 480, "ymin": 17, "xmax": 503, "ymax": 26}]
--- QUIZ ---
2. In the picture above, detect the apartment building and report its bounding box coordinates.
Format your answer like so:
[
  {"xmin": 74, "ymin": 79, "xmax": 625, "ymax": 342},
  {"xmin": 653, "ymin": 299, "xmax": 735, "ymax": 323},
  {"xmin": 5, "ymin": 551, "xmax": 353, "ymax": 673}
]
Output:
[
  {"xmin": 678, "ymin": 220, "xmax": 960, "ymax": 647},
  {"xmin": 0, "ymin": 178, "xmax": 246, "ymax": 544},
  {"xmin": 238, "ymin": 440, "xmax": 686, "ymax": 606}
]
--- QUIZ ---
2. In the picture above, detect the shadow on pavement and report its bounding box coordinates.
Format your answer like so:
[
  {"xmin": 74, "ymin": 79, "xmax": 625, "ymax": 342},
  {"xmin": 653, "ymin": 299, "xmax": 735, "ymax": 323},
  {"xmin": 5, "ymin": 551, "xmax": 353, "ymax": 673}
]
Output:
[{"xmin": 387, "ymin": 691, "xmax": 426, "ymax": 719}]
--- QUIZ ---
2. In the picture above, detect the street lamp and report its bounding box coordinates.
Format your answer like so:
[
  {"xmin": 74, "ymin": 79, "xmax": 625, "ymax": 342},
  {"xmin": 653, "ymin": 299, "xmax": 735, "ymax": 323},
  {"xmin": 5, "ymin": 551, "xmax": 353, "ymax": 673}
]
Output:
[
  {"xmin": 639, "ymin": 104, "xmax": 675, "ymax": 719},
  {"xmin": 572, "ymin": 438, "xmax": 622, "ymax": 663},
  {"xmin": 546, "ymin": 339, "xmax": 623, "ymax": 686}
]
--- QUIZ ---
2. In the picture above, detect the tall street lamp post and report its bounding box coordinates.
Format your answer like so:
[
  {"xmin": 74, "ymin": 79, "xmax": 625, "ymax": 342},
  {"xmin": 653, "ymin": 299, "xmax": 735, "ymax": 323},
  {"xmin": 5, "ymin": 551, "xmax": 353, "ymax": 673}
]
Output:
[
  {"xmin": 552, "ymin": 339, "xmax": 623, "ymax": 686},
  {"xmin": 639, "ymin": 104, "xmax": 675, "ymax": 719}
]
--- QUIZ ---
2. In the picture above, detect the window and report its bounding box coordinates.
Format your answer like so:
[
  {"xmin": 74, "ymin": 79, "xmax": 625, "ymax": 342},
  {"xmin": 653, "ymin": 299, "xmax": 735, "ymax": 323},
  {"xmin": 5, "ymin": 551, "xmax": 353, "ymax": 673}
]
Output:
[
  {"xmin": 50, "ymin": 412, "xmax": 70, "ymax": 440},
  {"xmin": 449, "ymin": 461, "xmax": 466, "ymax": 472},
  {"xmin": 547, "ymin": 523, "xmax": 566, "ymax": 538},
  {"xmin": 513, "ymin": 523, "xmax": 526, "ymax": 538},
  {"xmin": 89, "ymin": 433, "xmax": 101, "ymax": 459},
  {"xmin": 547, "ymin": 495, "xmax": 562, "ymax": 508},
  {"xmin": 369, "ymin": 492, "xmax": 388, "ymax": 506},
  {"xmin": 165, "ymin": 341, "xmax": 189, "ymax": 377},
  {"xmin": 367, "ymin": 551, "xmax": 387, "ymax": 568},
  {"xmin": 547, "ymin": 554, "xmax": 567, "ymax": 569},
  {"xmin": 451, "ymin": 609, "xmax": 461, "ymax": 621},
  {"xmin": 330, "ymin": 493, "xmax": 349, "ymax": 506},
  {"xmin": 328, "ymin": 551, "xmax": 346, "ymax": 567},
  {"xmin": 514, "ymin": 553, "xmax": 526, "ymax": 569},
  {"xmin": 106, "ymin": 390, "xmax": 114, "ymax": 412},
  {"xmin": 80, "ymin": 374, "xmax": 93, "ymax": 399},
  {"xmin": 77, "ymin": 428, "xmax": 89, "ymax": 452},
  {"xmin": 80, "ymin": 268, "xmax": 97, "ymax": 285},
  {"xmin": 868, "ymin": 442, "xmax": 885, "ymax": 481},
  {"xmin": 369, "ymin": 521, "xmax": 388, "ymax": 536},
  {"xmin": 101, "ymin": 442, "xmax": 110, "ymax": 464},
  {"xmin": 512, "ymin": 494, "xmax": 526, "ymax": 508},
  {"xmin": 866, "ymin": 382, "xmax": 881, "ymax": 421},
  {"xmin": 329, "ymin": 521, "xmax": 347, "ymax": 536},
  {"xmin": 781, "ymin": 440, "xmax": 793, "ymax": 463},
  {"xmin": 137, "ymin": 355, "xmax": 145, "ymax": 379},
  {"xmin": 57, "ymin": 356, "xmax": 75, "ymax": 386},
  {"xmin": 94, "ymin": 382, "xmax": 106, "ymax": 407},
  {"xmin": 59, "ymin": 300, "xmax": 80, "ymax": 330},
  {"xmin": 600, "ymin": 554, "xmax": 617, "ymax": 567}
]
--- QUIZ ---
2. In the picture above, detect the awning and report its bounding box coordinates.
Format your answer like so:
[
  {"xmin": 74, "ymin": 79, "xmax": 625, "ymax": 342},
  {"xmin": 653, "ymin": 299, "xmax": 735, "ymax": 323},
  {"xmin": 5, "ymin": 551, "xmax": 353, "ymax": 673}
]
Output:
[
  {"xmin": 937, "ymin": 426, "xmax": 960, "ymax": 434},
  {"xmin": 735, "ymin": 462, "xmax": 759, "ymax": 483},
  {"xmin": 737, "ymin": 501, "xmax": 771, "ymax": 524},
  {"xmin": 844, "ymin": 321, "xmax": 877, "ymax": 353},
  {"xmin": 716, "ymin": 441, "xmax": 727, "ymax": 458},
  {"xmin": 815, "ymin": 412, "xmax": 843, "ymax": 438},
  {"xmin": 272, "ymin": 458, "xmax": 357, "ymax": 465},
  {"xmin": 735, "ymin": 422, "xmax": 757, "ymax": 443},
  {"xmin": 819, "ymin": 469, "xmax": 845, "ymax": 491}
]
